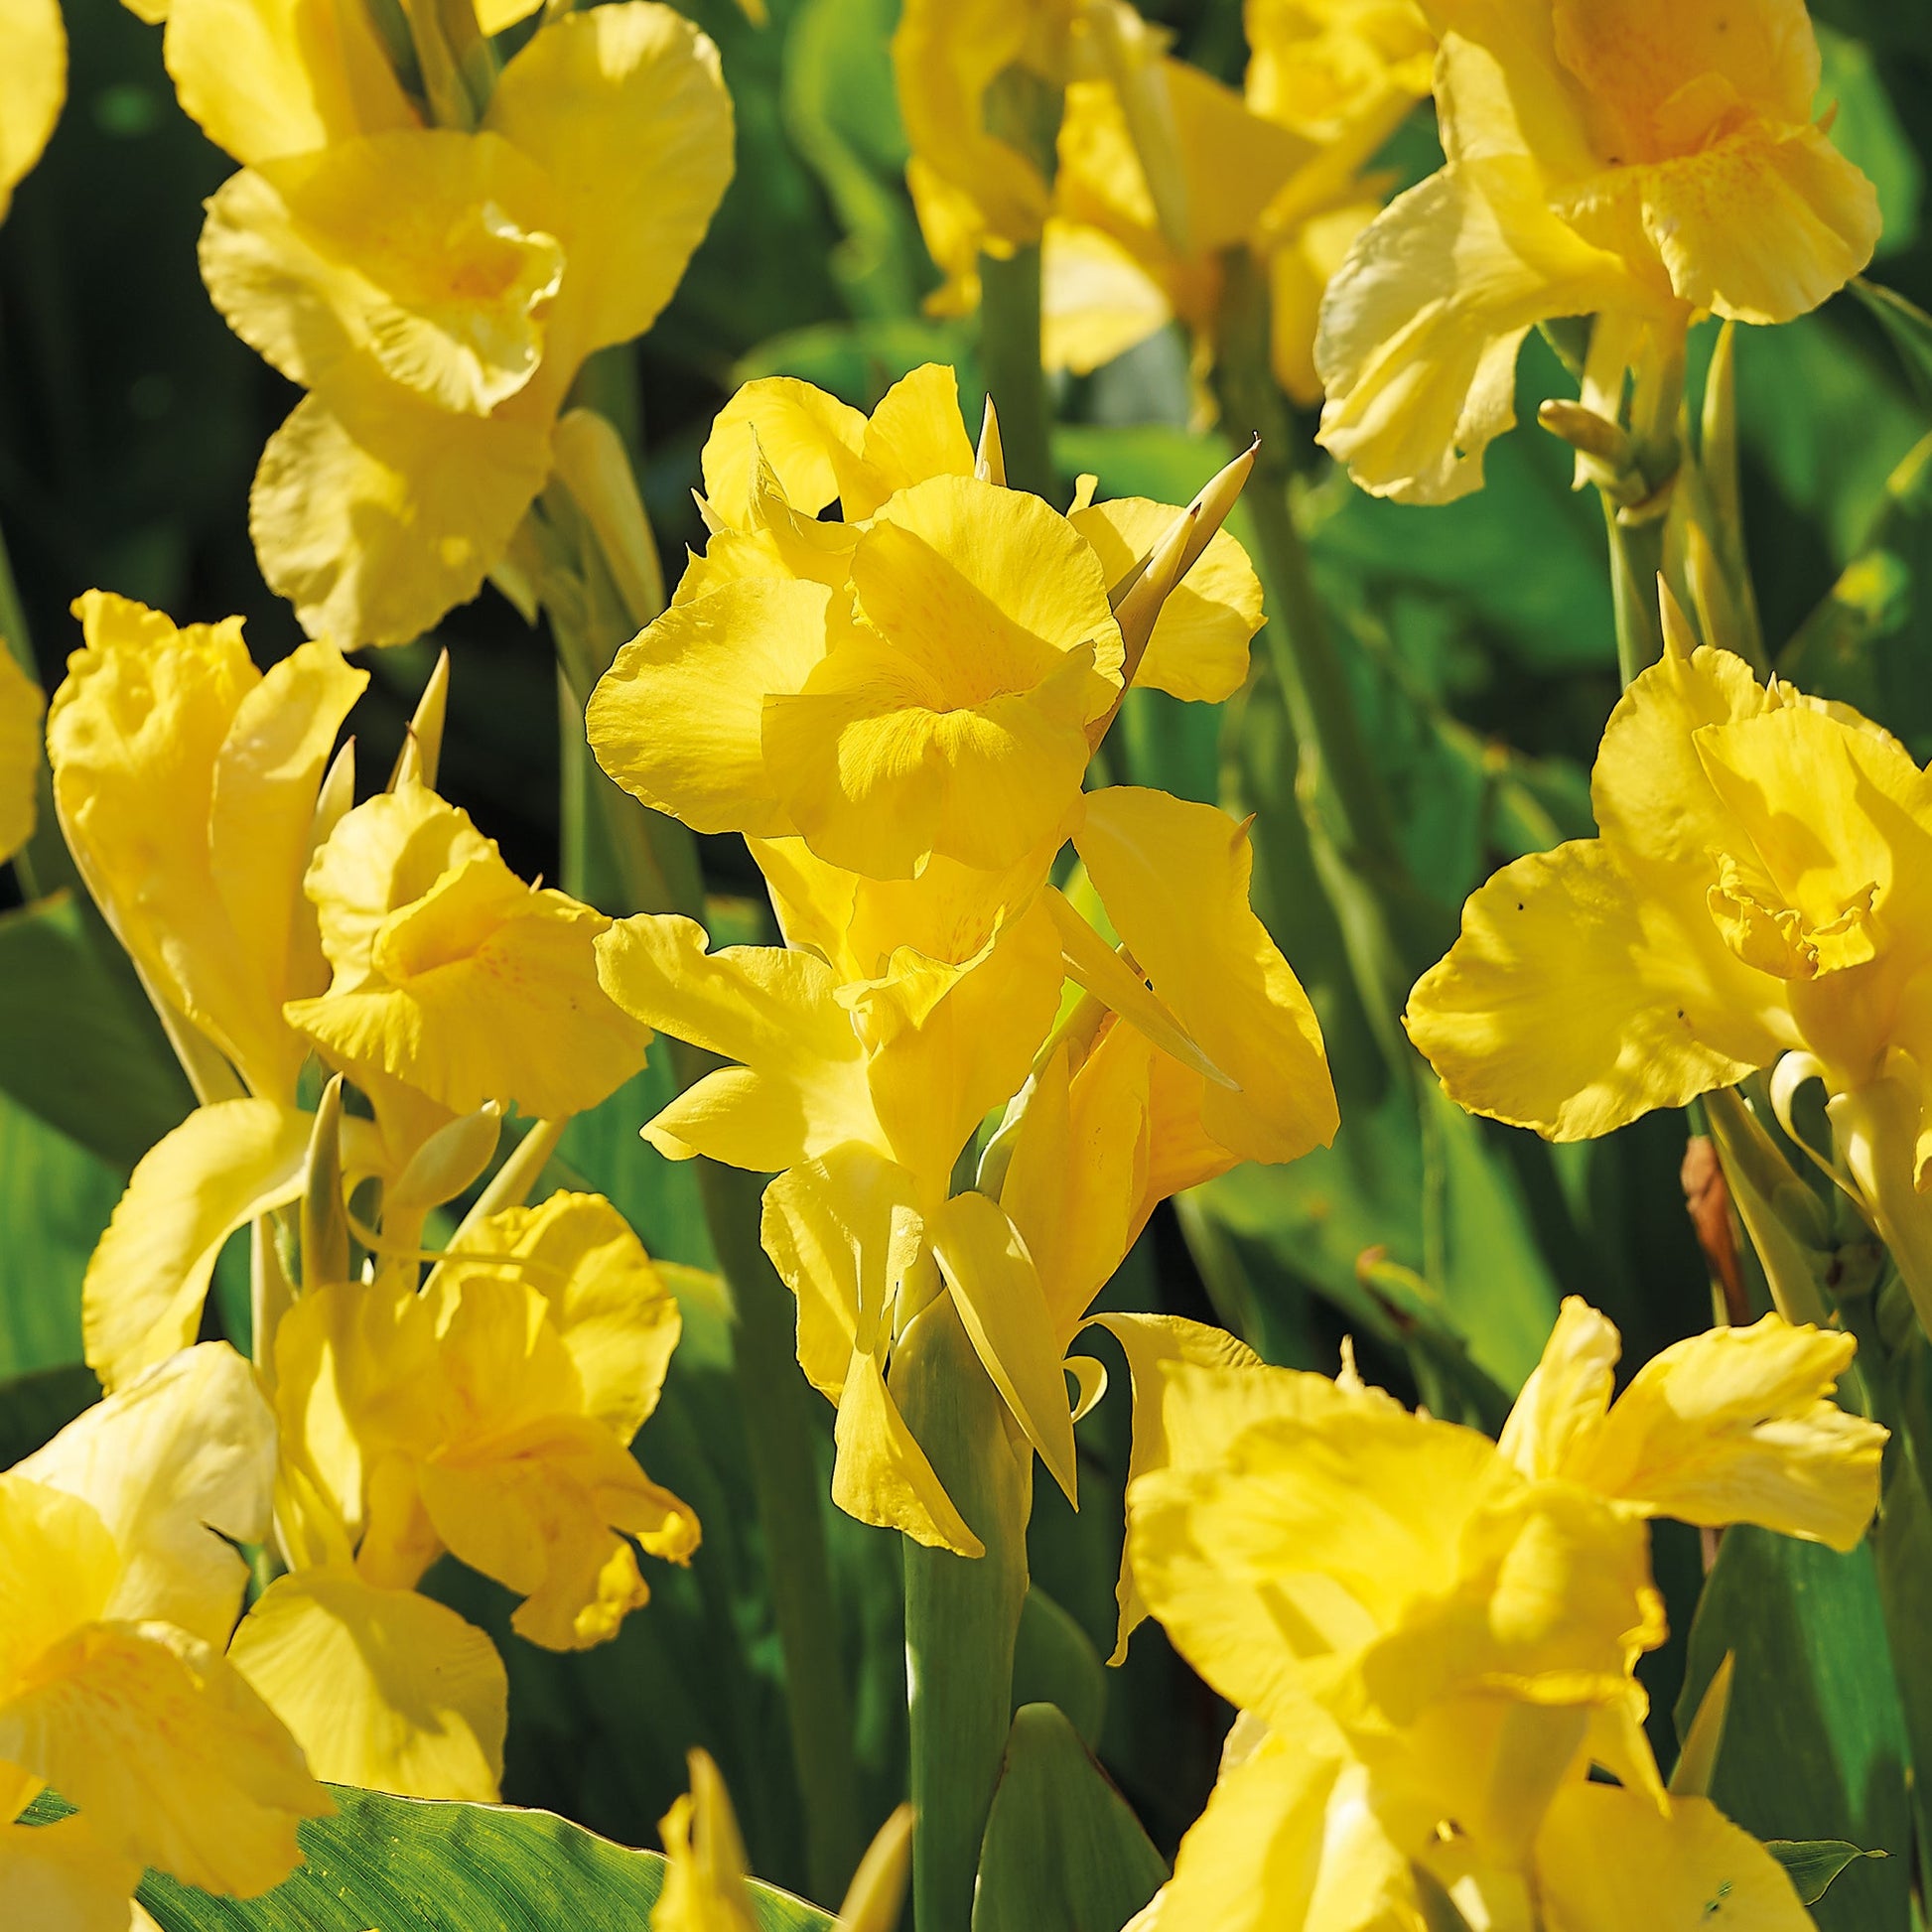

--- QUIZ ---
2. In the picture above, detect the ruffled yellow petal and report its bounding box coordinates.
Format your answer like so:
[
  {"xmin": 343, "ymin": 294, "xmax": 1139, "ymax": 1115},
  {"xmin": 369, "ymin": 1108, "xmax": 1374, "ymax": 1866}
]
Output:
[
  {"xmin": 229, "ymin": 1567, "xmax": 507, "ymax": 1801},
  {"xmin": 483, "ymin": 1, "xmax": 735, "ymax": 360},
  {"xmin": 760, "ymin": 1145, "xmax": 924, "ymax": 1400},
  {"xmin": 596, "ymin": 914, "xmax": 887, "ymax": 1171},
  {"xmin": 162, "ymin": 0, "xmax": 418, "ymax": 167},
  {"xmin": 0, "ymin": 646, "xmax": 44, "ymax": 865},
  {"xmin": 1534, "ymin": 1780, "xmax": 1812, "ymax": 1932},
  {"xmin": 1315, "ymin": 157, "xmax": 1649, "ymax": 503},
  {"xmin": 653, "ymin": 1748, "xmax": 759, "ymax": 1932},
  {"xmin": 699, "ymin": 376, "xmax": 870, "ymax": 528},
  {"xmin": 251, "ymin": 379, "xmax": 556, "ymax": 649},
  {"xmin": 0, "ymin": 0, "xmax": 63, "ymax": 225},
  {"xmin": 17, "ymin": 1343, "xmax": 274, "ymax": 1647},
  {"xmin": 928, "ymin": 1188, "xmax": 1078, "ymax": 1503},
  {"xmin": 1404, "ymin": 838, "xmax": 1782, "ymax": 1140},
  {"xmin": 82, "ymin": 1101, "xmax": 311, "ymax": 1393},
  {"xmin": 833, "ymin": 1346, "xmax": 983, "ymax": 1557},
  {"xmin": 200, "ymin": 131, "xmax": 566, "ymax": 415},
  {"xmin": 1568, "ymin": 1313, "xmax": 1885, "ymax": 1550},
  {"xmin": 288, "ymin": 782, "xmax": 647, "ymax": 1119},
  {"xmin": 855, "ymin": 364, "xmax": 978, "ymax": 513},
  {"xmin": 588, "ymin": 579, "xmax": 830, "ymax": 837},
  {"xmin": 1246, "ymin": 0, "xmax": 1434, "ymax": 140},
  {"xmin": 434, "ymin": 1192, "xmax": 681, "ymax": 1444},
  {"xmin": 1497, "ymin": 1297, "xmax": 1618, "ymax": 1484},
  {"xmin": 1076, "ymin": 785, "xmax": 1337, "ymax": 1166},
  {"xmin": 0, "ymin": 1619, "xmax": 328, "ymax": 1896}
]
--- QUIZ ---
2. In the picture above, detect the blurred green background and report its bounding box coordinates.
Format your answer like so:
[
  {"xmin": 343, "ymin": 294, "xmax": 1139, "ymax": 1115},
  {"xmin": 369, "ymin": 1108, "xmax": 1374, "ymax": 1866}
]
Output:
[{"xmin": 4, "ymin": 0, "xmax": 1931, "ymax": 1920}]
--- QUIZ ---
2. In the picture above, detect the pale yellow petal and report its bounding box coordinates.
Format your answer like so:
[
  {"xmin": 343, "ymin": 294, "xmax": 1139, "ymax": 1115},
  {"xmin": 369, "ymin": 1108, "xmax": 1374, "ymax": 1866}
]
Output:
[
  {"xmin": 0, "ymin": 1814, "xmax": 141, "ymax": 1932},
  {"xmin": 699, "ymin": 376, "xmax": 870, "ymax": 528},
  {"xmin": 0, "ymin": 1475, "xmax": 120, "ymax": 1683},
  {"xmin": 1039, "ymin": 218, "xmax": 1173, "ymax": 378},
  {"xmin": 833, "ymin": 1347, "xmax": 983, "ymax": 1557},
  {"xmin": 0, "ymin": 0, "xmax": 64, "ymax": 222},
  {"xmin": 1405, "ymin": 839, "xmax": 1783, "ymax": 1141},
  {"xmin": 163, "ymin": 0, "xmax": 418, "ymax": 167},
  {"xmin": 588, "ymin": 579, "xmax": 829, "ymax": 837},
  {"xmin": 854, "ymin": 363, "xmax": 978, "ymax": 511},
  {"xmin": 1076, "ymin": 786, "xmax": 1337, "ymax": 1167},
  {"xmin": 18, "ymin": 1343, "xmax": 274, "ymax": 1647},
  {"xmin": 0, "ymin": 646, "xmax": 44, "ymax": 865},
  {"xmin": 1496, "ymin": 1297, "xmax": 1618, "ymax": 1484},
  {"xmin": 0, "ymin": 1619, "xmax": 328, "ymax": 1896},
  {"xmin": 484, "ymin": 0, "xmax": 735, "ymax": 358},
  {"xmin": 229, "ymin": 1568, "xmax": 507, "ymax": 1801},
  {"xmin": 82, "ymin": 1101, "xmax": 311, "ymax": 1393}
]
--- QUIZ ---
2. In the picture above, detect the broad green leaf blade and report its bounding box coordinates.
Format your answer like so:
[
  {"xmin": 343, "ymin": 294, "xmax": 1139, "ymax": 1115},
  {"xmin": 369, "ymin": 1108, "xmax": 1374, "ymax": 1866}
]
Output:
[
  {"xmin": 1677, "ymin": 1528, "xmax": 1911, "ymax": 1932},
  {"xmin": 1851, "ymin": 279, "xmax": 1932, "ymax": 413},
  {"xmin": 971, "ymin": 1703, "xmax": 1166, "ymax": 1932},
  {"xmin": 137, "ymin": 1787, "xmax": 834, "ymax": 1931},
  {"xmin": 1012, "ymin": 1586, "xmax": 1106, "ymax": 1749},
  {"xmin": 1764, "ymin": 1841, "xmax": 1886, "ymax": 1907},
  {"xmin": 0, "ymin": 890, "xmax": 192, "ymax": 1171},
  {"xmin": 0, "ymin": 1361, "xmax": 99, "ymax": 1465}
]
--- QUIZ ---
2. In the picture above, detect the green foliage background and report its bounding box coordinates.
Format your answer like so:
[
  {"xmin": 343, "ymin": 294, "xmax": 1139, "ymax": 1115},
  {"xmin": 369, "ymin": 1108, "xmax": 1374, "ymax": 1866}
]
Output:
[{"xmin": 5, "ymin": 0, "xmax": 1932, "ymax": 1923}]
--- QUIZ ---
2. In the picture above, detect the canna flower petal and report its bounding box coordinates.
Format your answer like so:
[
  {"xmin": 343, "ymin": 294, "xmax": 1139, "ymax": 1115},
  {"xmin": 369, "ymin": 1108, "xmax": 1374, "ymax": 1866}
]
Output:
[
  {"xmin": 0, "ymin": 0, "xmax": 65, "ymax": 225},
  {"xmin": 287, "ymin": 781, "xmax": 649, "ymax": 1120},
  {"xmin": 483, "ymin": 0, "xmax": 735, "ymax": 362},
  {"xmin": 0, "ymin": 646, "xmax": 43, "ymax": 866},
  {"xmin": 1067, "ymin": 498, "xmax": 1265, "ymax": 702},
  {"xmin": 81, "ymin": 1100, "xmax": 311, "ymax": 1392},
  {"xmin": 49, "ymin": 593, "xmax": 366, "ymax": 1101},
  {"xmin": 596, "ymin": 915, "xmax": 887, "ymax": 1171},
  {"xmin": 1534, "ymin": 1779, "xmax": 1813, "ymax": 1931},
  {"xmin": 652, "ymin": 1748, "xmax": 759, "ymax": 1932},
  {"xmin": 1075, "ymin": 785, "xmax": 1338, "ymax": 1167},
  {"xmin": 0, "ymin": 1810, "xmax": 141, "ymax": 1932},
  {"xmin": 0, "ymin": 1476, "xmax": 121, "ymax": 1685},
  {"xmin": 0, "ymin": 1618, "xmax": 329, "ymax": 1897},
  {"xmin": 1315, "ymin": 155, "xmax": 1649, "ymax": 503},
  {"xmin": 161, "ymin": 0, "xmax": 418, "ymax": 165},
  {"xmin": 229, "ymin": 1567, "xmax": 507, "ymax": 1801},
  {"xmin": 1497, "ymin": 1296, "xmax": 1620, "ymax": 1485},
  {"xmin": 16, "ymin": 1343, "xmax": 275, "ymax": 1647},
  {"xmin": 698, "ymin": 376, "xmax": 870, "ymax": 529},
  {"xmin": 833, "ymin": 1346, "xmax": 983, "ymax": 1558},
  {"xmin": 1565, "ymin": 1312, "xmax": 1885, "ymax": 1551},
  {"xmin": 200, "ymin": 131, "xmax": 567, "ymax": 416},
  {"xmin": 589, "ymin": 578, "xmax": 832, "ymax": 837}
]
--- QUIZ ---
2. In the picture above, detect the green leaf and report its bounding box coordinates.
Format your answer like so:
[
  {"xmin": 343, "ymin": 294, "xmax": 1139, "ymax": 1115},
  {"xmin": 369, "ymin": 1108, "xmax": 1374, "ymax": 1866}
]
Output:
[
  {"xmin": 1677, "ymin": 1527, "xmax": 1911, "ymax": 1932},
  {"xmin": 137, "ymin": 1786, "xmax": 834, "ymax": 1930},
  {"xmin": 1851, "ymin": 279, "xmax": 1932, "ymax": 411},
  {"xmin": 0, "ymin": 1361, "xmax": 100, "ymax": 1465},
  {"xmin": 1764, "ymin": 1841, "xmax": 1887, "ymax": 1907},
  {"xmin": 971, "ymin": 1704, "xmax": 1167, "ymax": 1932},
  {"xmin": 1012, "ymin": 1586, "xmax": 1107, "ymax": 1749},
  {"xmin": 0, "ymin": 890, "xmax": 192, "ymax": 1171}
]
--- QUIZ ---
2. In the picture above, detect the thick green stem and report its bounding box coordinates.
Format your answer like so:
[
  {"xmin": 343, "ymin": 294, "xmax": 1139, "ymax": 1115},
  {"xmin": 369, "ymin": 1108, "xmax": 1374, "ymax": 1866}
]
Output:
[
  {"xmin": 979, "ymin": 246, "xmax": 1055, "ymax": 502},
  {"xmin": 897, "ymin": 1292, "xmax": 1032, "ymax": 1932},
  {"xmin": 1604, "ymin": 500, "xmax": 1667, "ymax": 685}
]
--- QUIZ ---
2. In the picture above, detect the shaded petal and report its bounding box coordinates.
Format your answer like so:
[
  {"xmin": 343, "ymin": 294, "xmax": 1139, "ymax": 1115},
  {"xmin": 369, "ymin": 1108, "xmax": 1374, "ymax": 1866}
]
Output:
[
  {"xmin": 1405, "ymin": 839, "xmax": 1781, "ymax": 1140},
  {"xmin": 1040, "ymin": 219, "xmax": 1173, "ymax": 378},
  {"xmin": 1315, "ymin": 157, "xmax": 1649, "ymax": 502},
  {"xmin": 588, "ymin": 579, "xmax": 829, "ymax": 837},
  {"xmin": 82, "ymin": 1101, "xmax": 310, "ymax": 1393},
  {"xmin": 163, "ymin": 0, "xmax": 417, "ymax": 167},
  {"xmin": 229, "ymin": 1567, "xmax": 507, "ymax": 1801},
  {"xmin": 1573, "ymin": 1312, "xmax": 1885, "ymax": 1550},
  {"xmin": 19, "ymin": 1343, "xmax": 274, "ymax": 1647},
  {"xmin": 654, "ymin": 1748, "xmax": 759, "ymax": 1932},
  {"xmin": 251, "ymin": 383, "xmax": 554, "ymax": 649},
  {"xmin": 0, "ymin": 1813, "xmax": 141, "ymax": 1932},
  {"xmin": 0, "ymin": 645, "xmax": 43, "ymax": 866},
  {"xmin": 0, "ymin": 1619, "xmax": 328, "ymax": 1896},
  {"xmin": 484, "ymin": 0, "xmax": 735, "ymax": 358},
  {"xmin": 1076, "ymin": 786, "xmax": 1337, "ymax": 1166},
  {"xmin": 834, "ymin": 1347, "xmax": 982, "ymax": 1557}
]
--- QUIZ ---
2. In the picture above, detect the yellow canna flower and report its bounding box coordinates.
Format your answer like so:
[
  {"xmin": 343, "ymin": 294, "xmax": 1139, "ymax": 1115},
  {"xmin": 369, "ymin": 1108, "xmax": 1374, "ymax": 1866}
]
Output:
[
  {"xmin": 238, "ymin": 1187, "xmax": 696, "ymax": 1807},
  {"xmin": 1406, "ymin": 636, "xmax": 1932, "ymax": 1326},
  {"xmin": 652, "ymin": 1747, "xmax": 914, "ymax": 1932},
  {"xmin": 0, "ymin": 645, "xmax": 44, "ymax": 868},
  {"xmin": 0, "ymin": 0, "xmax": 65, "ymax": 226},
  {"xmin": 286, "ymin": 778, "xmax": 651, "ymax": 1125},
  {"xmin": 185, "ymin": 1, "xmax": 733, "ymax": 645},
  {"xmin": 1315, "ymin": 0, "xmax": 1880, "ymax": 502},
  {"xmin": 1121, "ymin": 1298, "xmax": 1881, "ymax": 1927},
  {"xmin": 0, "ymin": 1345, "xmax": 331, "ymax": 1918}
]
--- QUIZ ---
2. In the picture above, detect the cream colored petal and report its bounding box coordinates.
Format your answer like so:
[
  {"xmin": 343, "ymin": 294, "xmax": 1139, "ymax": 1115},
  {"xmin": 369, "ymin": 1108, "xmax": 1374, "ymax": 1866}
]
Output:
[
  {"xmin": 0, "ymin": 1619, "xmax": 328, "ymax": 1897},
  {"xmin": 588, "ymin": 579, "xmax": 829, "ymax": 837},
  {"xmin": 18, "ymin": 1343, "xmax": 274, "ymax": 1648},
  {"xmin": 163, "ymin": 0, "xmax": 418, "ymax": 167},
  {"xmin": 1315, "ymin": 157, "xmax": 1650, "ymax": 503},
  {"xmin": 251, "ymin": 383, "xmax": 555, "ymax": 649},
  {"xmin": 833, "ymin": 1347, "xmax": 983, "ymax": 1557},
  {"xmin": 1405, "ymin": 839, "xmax": 1782, "ymax": 1140},
  {"xmin": 81, "ymin": 1101, "xmax": 311, "ymax": 1393},
  {"xmin": 229, "ymin": 1568, "xmax": 507, "ymax": 1801},
  {"xmin": 484, "ymin": 0, "xmax": 735, "ymax": 358}
]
